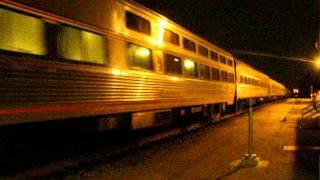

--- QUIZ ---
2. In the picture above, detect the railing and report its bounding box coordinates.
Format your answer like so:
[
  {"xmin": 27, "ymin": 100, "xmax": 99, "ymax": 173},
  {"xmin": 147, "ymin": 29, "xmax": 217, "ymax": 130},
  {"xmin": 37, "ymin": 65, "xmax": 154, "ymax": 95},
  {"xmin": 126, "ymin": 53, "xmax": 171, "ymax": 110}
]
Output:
[{"xmin": 300, "ymin": 99, "xmax": 320, "ymax": 128}]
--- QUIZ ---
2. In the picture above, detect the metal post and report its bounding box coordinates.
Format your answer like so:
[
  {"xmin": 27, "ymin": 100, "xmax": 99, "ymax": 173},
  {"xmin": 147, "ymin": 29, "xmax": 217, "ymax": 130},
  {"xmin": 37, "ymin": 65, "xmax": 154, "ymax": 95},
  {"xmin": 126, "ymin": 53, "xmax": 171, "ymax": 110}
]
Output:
[
  {"xmin": 248, "ymin": 98, "xmax": 253, "ymax": 157},
  {"xmin": 242, "ymin": 98, "xmax": 257, "ymax": 166},
  {"xmin": 237, "ymin": 98, "xmax": 259, "ymax": 168}
]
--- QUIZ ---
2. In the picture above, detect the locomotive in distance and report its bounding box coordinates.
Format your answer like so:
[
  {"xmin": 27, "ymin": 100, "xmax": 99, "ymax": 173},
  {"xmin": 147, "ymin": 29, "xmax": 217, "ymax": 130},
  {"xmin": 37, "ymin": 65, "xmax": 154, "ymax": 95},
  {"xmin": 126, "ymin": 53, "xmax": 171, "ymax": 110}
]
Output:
[{"xmin": 0, "ymin": 0, "xmax": 287, "ymax": 130}]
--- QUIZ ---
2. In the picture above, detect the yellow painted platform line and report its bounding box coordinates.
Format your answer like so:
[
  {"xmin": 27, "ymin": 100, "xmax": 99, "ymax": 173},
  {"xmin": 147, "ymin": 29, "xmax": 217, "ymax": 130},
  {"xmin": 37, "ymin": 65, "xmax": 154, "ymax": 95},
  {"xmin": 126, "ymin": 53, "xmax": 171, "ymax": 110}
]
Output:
[{"xmin": 283, "ymin": 146, "xmax": 320, "ymax": 151}]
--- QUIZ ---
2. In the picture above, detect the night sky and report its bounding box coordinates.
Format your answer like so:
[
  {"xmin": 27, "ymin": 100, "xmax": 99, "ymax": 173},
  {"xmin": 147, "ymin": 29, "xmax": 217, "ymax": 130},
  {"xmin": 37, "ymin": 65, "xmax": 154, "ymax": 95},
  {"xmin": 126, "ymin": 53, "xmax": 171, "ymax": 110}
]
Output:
[{"xmin": 134, "ymin": 0, "xmax": 319, "ymax": 94}]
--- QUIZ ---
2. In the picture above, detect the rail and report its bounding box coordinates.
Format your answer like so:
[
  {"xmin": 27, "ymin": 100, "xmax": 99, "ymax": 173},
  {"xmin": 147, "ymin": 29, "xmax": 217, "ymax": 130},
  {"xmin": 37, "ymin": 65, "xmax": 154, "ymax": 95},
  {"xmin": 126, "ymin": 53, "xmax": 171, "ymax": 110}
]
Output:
[{"xmin": 300, "ymin": 99, "xmax": 320, "ymax": 128}]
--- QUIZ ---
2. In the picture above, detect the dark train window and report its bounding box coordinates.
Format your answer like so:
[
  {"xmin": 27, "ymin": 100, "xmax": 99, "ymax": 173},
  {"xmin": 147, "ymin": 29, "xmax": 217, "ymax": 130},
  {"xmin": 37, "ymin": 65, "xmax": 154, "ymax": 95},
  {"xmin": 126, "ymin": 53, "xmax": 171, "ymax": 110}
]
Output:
[
  {"xmin": 244, "ymin": 76, "xmax": 248, "ymax": 84},
  {"xmin": 183, "ymin": 59, "xmax": 198, "ymax": 77},
  {"xmin": 227, "ymin": 73, "xmax": 234, "ymax": 82},
  {"xmin": 219, "ymin": 55, "xmax": 227, "ymax": 64},
  {"xmin": 199, "ymin": 64, "xmax": 210, "ymax": 80},
  {"xmin": 220, "ymin": 70, "xmax": 228, "ymax": 82},
  {"xmin": 164, "ymin": 29, "xmax": 179, "ymax": 45},
  {"xmin": 128, "ymin": 43, "xmax": 153, "ymax": 70},
  {"xmin": 198, "ymin": 45, "xmax": 209, "ymax": 57},
  {"xmin": 227, "ymin": 59, "xmax": 233, "ymax": 67},
  {"xmin": 240, "ymin": 76, "xmax": 244, "ymax": 83},
  {"xmin": 211, "ymin": 68, "xmax": 220, "ymax": 81},
  {"xmin": 126, "ymin": 11, "xmax": 151, "ymax": 35},
  {"xmin": 210, "ymin": 51, "xmax": 219, "ymax": 61},
  {"xmin": 164, "ymin": 53, "xmax": 182, "ymax": 75},
  {"xmin": 0, "ymin": 8, "xmax": 46, "ymax": 55},
  {"xmin": 47, "ymin": 24, "xmax": 106, "ymax": 64},
  {"xmin": 183, "ymin": 38, "xmax": 196, "ymax": 52}
]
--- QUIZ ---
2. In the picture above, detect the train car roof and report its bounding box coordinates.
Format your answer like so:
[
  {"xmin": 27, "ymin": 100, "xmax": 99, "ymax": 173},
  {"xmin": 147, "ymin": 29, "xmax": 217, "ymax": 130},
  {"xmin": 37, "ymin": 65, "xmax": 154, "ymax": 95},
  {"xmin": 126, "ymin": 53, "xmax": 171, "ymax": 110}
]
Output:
[
  {"xmin": 235, "ymin": 59, "xmax": 269, "ymax": 78},
  {"xmin": 121, "ymin": 0, "xmax": 234, "ymax": 57}
]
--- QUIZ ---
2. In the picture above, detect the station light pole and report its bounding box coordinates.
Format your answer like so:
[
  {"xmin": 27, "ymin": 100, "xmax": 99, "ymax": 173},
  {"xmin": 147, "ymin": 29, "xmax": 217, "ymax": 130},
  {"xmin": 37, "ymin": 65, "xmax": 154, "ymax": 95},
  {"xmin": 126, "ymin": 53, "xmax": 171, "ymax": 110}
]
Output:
[{"xmin": 241, "ymin": 98, "xmax": 258, "ymax": 167}]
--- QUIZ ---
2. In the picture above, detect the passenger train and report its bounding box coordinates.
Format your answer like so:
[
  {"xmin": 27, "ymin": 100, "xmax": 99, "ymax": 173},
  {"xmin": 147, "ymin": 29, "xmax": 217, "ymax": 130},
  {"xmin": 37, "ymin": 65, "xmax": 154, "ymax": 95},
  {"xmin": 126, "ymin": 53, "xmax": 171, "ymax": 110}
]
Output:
[{"xmin": 0, "ymin": 0, "xmax": 287, "ymax": 130}]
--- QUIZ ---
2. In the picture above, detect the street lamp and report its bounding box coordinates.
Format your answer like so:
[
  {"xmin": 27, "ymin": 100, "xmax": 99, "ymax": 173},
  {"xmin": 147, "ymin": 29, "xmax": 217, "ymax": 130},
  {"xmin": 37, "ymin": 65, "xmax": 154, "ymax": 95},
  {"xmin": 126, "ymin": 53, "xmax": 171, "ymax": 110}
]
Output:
[
  {"xmin": 315, "ymin": 56, "xmax": 320, "ymax": 68},
  {"xmin": 316, "ymin": 57, "xmax": 320, "ymax": 66}
]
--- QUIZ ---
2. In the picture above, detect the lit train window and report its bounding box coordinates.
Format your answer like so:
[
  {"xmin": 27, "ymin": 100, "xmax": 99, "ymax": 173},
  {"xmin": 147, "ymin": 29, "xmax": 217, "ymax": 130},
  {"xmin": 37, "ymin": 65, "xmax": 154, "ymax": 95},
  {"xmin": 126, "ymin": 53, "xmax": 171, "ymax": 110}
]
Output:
[
  {"xmin": 227, "ymin": 59, "xmax": 233, "ymax": 67},
  {"xmin": 128, "ymin": 43, "xmax": 153, "ymax": 70},
  {"xmin": 199, "ymin": 64, "xmax": 210, "ymax": 80},
  {"xmin": 126, "ymin": 11, "xmax": 151, "ymax": 35},
  {"xmin": 210, "ymin": 51, "xmax": 219, "ymax": 61},
  {"xmin": 0, "ymin": 8, "xmax": 46, "ymax": 55},
  {"xmin": 183, "ymin": 59, "xmax": 198, "ymax": 78},
  {"xmin": 183, "ymin": 38, "xmax": 196, "ymax": 52},
  {"xmin": 50, "ymin": 24, "xmax": 106, "ymax": 64},
  {"xmin": 164, "ymin": 53, "xmax": 182, "ymax": 75},
  {"xmin": 220, "ymin": 70, "xmax": 228, "ymax": 81},
  {"xmin": 227, "ymin": 73, "xmax": 234, "ymax": 82},
  {"xmin": 198, "ymin": 45, "xmax": 209, "ymax": 57},
  {"xmin": 211, "ymin": 68, "xmax": 220, "ymax": 81},
  {"xmin": 164, "ymin": 29, "xmax": 179, "ymax": 45}
]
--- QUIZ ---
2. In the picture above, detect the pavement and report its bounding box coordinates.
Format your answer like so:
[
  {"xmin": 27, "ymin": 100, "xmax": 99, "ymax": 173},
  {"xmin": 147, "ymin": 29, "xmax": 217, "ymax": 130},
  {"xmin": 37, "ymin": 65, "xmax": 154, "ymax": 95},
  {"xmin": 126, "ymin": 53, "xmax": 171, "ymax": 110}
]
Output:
[{"xmin": 10, "ymin": 99, "xmax": 320, "ymax": 179}]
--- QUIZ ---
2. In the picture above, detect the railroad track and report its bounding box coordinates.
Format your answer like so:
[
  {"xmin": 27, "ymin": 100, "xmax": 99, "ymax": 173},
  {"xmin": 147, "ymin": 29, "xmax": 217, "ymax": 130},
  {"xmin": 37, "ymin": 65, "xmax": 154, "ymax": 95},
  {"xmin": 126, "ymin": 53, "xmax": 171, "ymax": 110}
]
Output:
[{"xmin": 0, "ymin": 100, "xmax": 283, "ymax": 178}]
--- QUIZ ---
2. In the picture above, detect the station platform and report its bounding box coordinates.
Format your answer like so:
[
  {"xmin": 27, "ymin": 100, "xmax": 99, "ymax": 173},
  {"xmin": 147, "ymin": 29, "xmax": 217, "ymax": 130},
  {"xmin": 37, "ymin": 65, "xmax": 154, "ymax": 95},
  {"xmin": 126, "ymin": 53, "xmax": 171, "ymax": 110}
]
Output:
[
  {"xmin": 9, "ymin": 99, "xmax": 320, "ymax": 179},
  {"xmin": 87, "ymin": 98, "xmax": 319, "ymax": 179}
]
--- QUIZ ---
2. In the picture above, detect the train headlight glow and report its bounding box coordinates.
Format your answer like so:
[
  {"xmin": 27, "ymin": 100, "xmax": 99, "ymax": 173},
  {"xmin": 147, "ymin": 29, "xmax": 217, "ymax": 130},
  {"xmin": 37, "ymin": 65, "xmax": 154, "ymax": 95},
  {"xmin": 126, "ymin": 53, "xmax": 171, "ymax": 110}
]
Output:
[{"xmin": 184, "ymin": 59, "xmax": 194, "ymax": 69}]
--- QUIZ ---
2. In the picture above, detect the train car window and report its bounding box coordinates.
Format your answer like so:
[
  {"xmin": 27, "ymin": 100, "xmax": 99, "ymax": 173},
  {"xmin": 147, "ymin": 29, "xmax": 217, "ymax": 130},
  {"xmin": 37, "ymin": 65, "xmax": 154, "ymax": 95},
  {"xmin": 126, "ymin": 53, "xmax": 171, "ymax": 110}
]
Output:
[
  {"xmin": 164, "ymin": 29, "xmax": 179, "ymax": 45},
  {"xmin": 219, "ymin": 55, "xmax": 227, "ymax": 64},
  {"xmin": 0, "ymin": 8, "xmax": 46, "ymax": 55},
  {"xmin": 240, "ymin": 76, "xmax": 244, "ymax": 83},
  {"xmin": 126, "ymin": 11, "xmax": 151, "ymax": 35},
  {"xmin": 53, "ymin": 25, "xmax": 106, "ymax": 64},
  {"xmin": 227, "ymin": 73, "xmax": 234, "ymax": 82},
  {"xmin": 220, "ymin": 70, "xmax": 228, "ymax": 82},
  {"xmin": 164, "ymin": 53, "xmax": 182, "ymax": 75},
  {"xmin": 210, "ymin": 51, "xmax": 219, "ymax": 61},
  {"xmin": 227, "ymin": 59, "xmax": 233, "ymax": 66},
  {"xmin": 199, "ymin": 64, "xmax": 210, "ymax": 80},
  {"xmin": 128, "ymin": 43, "xmax": 153, "ymax": 70},
  {"xmin": 183, "ymin": 38, "xmax": 196, "ymax": 52},
  {"xmin": 56, "ymin": 25, "xmax": 83, "ymax": 61},
  {"xmin": 81, "ymin": 31, "xmax": 107, "ymax": 64},
  {"xmin": 198, "ymin": 45, "xmax": 209, "ymax": 57},
  {"xmin": 211, "ymin": 68, "xmax": 220, "ymax": 81},
  {"xmin": 244, "ymin": 76, "xmax": 248, "ymax": 84},
  {"xmin": 183, "ymin": 59, "xmax": 198, "ymax": 77}
]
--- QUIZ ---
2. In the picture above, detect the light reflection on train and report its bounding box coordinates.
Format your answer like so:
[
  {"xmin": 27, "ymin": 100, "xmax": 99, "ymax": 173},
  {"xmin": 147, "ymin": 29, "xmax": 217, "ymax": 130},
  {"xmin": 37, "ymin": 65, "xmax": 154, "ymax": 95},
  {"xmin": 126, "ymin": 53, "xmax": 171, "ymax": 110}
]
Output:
[{"xmin": 0, "ymin": 0, "xmax": 287, "ymax": 130}]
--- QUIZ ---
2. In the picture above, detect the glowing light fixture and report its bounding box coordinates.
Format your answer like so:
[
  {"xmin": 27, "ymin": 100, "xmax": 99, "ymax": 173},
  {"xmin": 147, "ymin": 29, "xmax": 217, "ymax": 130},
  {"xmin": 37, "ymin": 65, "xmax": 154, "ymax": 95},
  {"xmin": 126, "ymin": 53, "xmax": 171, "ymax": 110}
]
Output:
[
  {"xmin": 158, "ymin": 20, "xmax": 168, "ymax": 28},
  {"xmin": 169, "ymin": 77, "xmax": 179, "ymax": 81},
  {"xmin": 293, "ymin": 88, "xmax": 299, "ymax": 94},
  {"xmin": 184, "ymin": 59, "xmax": 195, "ymax": 69},
  {"xmin": 174, "ymin": 58, "xmax": 180, "ymax": 62},
  {"xmin": 316, "ymin": 56, "xmax": 320, "ymax": 67},
  {"xmin": 112, "ymin": 69, "xmax": 121, "ymax": 76},
  {"xmin": 136, "ymin": 48, "xmax": 150, "ymax": 57}
]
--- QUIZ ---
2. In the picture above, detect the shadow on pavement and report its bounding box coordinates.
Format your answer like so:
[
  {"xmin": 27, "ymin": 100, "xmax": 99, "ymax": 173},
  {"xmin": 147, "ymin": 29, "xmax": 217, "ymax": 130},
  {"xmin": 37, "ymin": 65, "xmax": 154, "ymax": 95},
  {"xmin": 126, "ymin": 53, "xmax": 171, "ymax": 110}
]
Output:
[{"xmin": 293, "ymin": 117, "xmax": 320, "ymax": 179}]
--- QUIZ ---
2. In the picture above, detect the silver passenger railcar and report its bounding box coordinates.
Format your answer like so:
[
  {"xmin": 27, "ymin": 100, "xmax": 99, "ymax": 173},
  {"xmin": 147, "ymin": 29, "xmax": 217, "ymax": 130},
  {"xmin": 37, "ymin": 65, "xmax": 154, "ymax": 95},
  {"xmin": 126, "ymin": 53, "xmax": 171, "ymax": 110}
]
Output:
[{"xmin": 0, "ymin": 0, "xmax": 238, "ymax": 129}]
